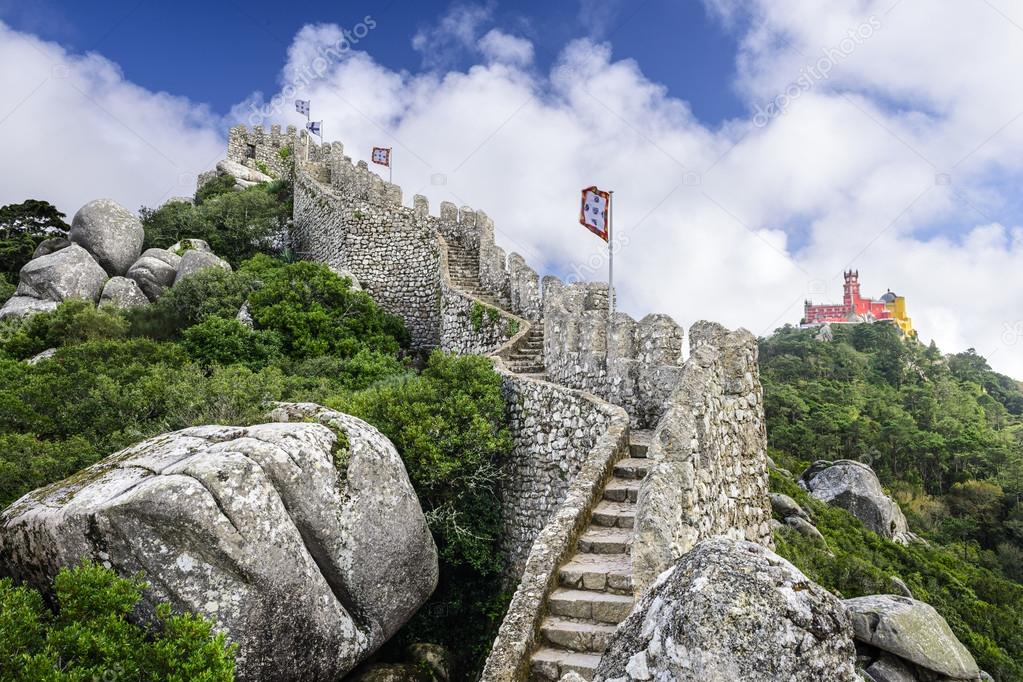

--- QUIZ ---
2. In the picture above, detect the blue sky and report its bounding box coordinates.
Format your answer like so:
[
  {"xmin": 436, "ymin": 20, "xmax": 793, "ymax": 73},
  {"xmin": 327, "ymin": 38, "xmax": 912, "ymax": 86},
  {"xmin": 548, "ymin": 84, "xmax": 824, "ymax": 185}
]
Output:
[
  {"xmin": 0, "ymin": 0, "xmax": 745, "ymax": 125},
  {"xmin": 1, "ymin": 0, "xmax": 1022, "ymax": 377}
]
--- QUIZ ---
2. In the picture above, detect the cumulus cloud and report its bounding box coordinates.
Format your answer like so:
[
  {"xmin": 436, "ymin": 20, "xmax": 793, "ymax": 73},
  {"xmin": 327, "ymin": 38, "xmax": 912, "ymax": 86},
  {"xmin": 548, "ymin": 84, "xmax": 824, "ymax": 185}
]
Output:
[
  {"xmin": 0, "ymin": 21, "xmax": 224, "ymax": 218},
  {"xmin": 3, "ymin": 2, "xmax": 1023, "ymax": 378},
  {"xmin": 412, "ymin": 2, "xmax": 495, "ymax": 69},
  {"xmin": 251, "ymin": 2, "xmax": 1023, "ymax": 377},
  {"xmin": 478, "ymin": 29, "xmax": 534, "ymax": 66}
]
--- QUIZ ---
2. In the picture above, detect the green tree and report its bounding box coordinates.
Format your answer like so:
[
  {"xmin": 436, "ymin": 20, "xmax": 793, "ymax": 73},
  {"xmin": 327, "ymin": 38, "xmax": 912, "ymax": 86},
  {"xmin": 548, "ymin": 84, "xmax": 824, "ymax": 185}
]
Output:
[
  {"xmin": 140, "ymin": 182, "xmax": 290, "ymax": 264},
  {"xmin": 334, "ymin": 352, "xmax": 512, "ymax": 677},
  {"xmin": 0, "ymin": 199, "xmax": 70, "ymax": 280}
]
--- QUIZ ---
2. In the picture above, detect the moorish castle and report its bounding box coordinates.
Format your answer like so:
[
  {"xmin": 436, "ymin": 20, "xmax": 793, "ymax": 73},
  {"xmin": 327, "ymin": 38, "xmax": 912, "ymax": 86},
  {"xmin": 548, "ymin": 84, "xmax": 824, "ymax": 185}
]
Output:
[{"xmin": 223, "ymin": 124, "xmax": 774, "ymax": 680}]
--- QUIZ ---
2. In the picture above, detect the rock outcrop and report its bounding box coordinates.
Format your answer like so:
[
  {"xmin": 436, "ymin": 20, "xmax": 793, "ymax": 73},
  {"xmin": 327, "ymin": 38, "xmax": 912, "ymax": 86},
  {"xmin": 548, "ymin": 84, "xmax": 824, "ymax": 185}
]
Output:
[
  {"xmin": 844, "ymin": 595, "xmax": 981, "ymax": 681},
  {"xmin": 594, "ymin": 537, "xmax": 858, "ymax": 682},
  {"xmin": 0, "ymin": 403, "xmax": 438, "ymax": 681},
  {"xmin": 99, "ymin": 276, "xmax": 150, "ymax": 309},
  {"xmin": 799, "ymin": 460, "xmax": 914, "ymax": 544},
  {"xmin": 217, "ymin": 158, "xmax": 274, "ymax": 188},
  {"xmin": 0, "ymin": 295, "xmax": 58, "ymax": 321},
  {"xmin": 14, "ymin": 243, "xmax": 108, "ymax": 303},
  {"xmin": 32, "ymin": 237, "xmax": 70, "ymax": 259},
  {"xmin": 0, "ymin": 199, "xmax": 232, "ymax": 320},
  {"xmin": 68, "ymin": 199, "xmax": 144, "ymax": 276},
  {"xmin": 127, "ymin": 248, "xmax": 181, "ymax": 300},
  {"xmin": 174, "ymin": 249, "xmax": 232, "ymax": 285}
]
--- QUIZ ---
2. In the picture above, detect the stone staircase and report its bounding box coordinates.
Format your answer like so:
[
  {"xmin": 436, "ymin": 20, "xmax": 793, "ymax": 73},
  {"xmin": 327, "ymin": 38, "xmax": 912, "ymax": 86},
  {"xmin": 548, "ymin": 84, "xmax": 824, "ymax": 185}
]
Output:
[
  {"xmin": 446, "ymin": 242, "xmax": 511, "ymax": 309},
  {"xmin": 445, "ymin": 242, "xmax": 545, "ymax": 376},
  {"xmin": 529, "ymin": 431, "xmax": 652, "ymax": 681}
]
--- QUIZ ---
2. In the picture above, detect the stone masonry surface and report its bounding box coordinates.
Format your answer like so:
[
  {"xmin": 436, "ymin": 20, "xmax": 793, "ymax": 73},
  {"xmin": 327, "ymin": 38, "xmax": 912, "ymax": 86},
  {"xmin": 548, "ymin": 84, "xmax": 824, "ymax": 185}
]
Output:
[{"xmin": 228, "ymin": 126, "xmax": 776, "ymax": 681}]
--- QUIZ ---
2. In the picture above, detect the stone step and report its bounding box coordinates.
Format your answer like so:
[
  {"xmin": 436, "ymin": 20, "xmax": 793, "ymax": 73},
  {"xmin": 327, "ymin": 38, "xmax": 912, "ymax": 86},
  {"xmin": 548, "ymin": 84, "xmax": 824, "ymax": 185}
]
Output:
[
  {"xmin": 530, "ymin": 647, "xmax": 601, "ymax": 682},
  {"xmin": 578, "ymin": 526, "xmax": 632, "ymax": 555},
  {"xmin": 629, "ymin": 431, "xmax": 653, "ymax": 459},
  {"xmin": 603, "ymin": 479, "xmax": 641, "ymax": 503},
  {"xmin": 613, "ymin": 458, "xmax": 651, "ymax": 480},
  {"xmin": 548, "ymin": 588, "xmax": 634, "ymax": 624},
  {"xmin": 559, "ymin": 553, "xmax": 632, "ymax": 594},
  {"xmin": 591, "ymin": 501, "xmax": 635, "ymax": 529},
  {"xmin": 540, "ymin": 616, "xmax": 618, "ymax": 654},
  {"xmin": 521, "ymin": 372, "xmax": 548, "ymax": 381}
]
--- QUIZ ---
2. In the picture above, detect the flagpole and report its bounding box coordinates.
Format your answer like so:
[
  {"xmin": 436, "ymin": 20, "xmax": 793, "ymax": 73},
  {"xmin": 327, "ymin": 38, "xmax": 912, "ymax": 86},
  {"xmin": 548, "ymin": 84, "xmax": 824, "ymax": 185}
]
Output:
[
  {"xmin": 304, "ymin": 106, "xmax": 310, "ymax": 163},
  {"xmin": 608, "ymin": 190, "xmax": 614, "ymax": 355},
  {"xmin": 389, "ymin": 149, "xmax": 393, "ymax": 184}
]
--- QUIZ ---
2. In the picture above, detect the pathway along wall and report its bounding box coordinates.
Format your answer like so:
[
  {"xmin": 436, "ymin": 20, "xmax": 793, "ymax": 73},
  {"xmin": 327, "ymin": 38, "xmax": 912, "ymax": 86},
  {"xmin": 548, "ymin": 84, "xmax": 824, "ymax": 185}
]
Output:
[{"xmin": 278, "ymin": 129, "xmax": 772, "ymax": 677}]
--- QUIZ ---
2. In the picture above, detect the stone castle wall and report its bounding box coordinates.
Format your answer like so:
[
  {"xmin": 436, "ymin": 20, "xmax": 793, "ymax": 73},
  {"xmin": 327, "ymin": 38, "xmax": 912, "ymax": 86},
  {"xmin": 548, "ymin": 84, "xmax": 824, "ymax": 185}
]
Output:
[
  {"xmin": 631, "ymin": 321, "xmax": 774, "ymax": 594},
  {"xmin": 227, "ymin": 125, "xmax": 334, "ymax": 178},
  {"xmin": 542, "ymin": 278, "xmax": 686, "ymax": 429},
  {"xmin": 257, "ymin": 126, "xmax": 773, "ymax": 678},
  {"xmin": 498, "ymin": 373, "xmax": 623, "ymax": 576},
  {"xmin": 292, "ymin": 166, "xmax": 441, "ymax": 350}
]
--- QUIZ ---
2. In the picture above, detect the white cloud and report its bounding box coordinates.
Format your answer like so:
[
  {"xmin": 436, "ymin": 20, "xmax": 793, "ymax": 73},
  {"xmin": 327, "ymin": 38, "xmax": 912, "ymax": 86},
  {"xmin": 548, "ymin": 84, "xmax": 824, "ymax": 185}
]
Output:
[
  {"xmin": 3, "ymin": 3, "xmax": 1023, "ymax": 379},
  {"xmin": 0, "ymin": 21, "xmax": 224, "ymax": 218},
  {"xmin": 412, "ymin": 2, "xmax": 494, "ymax": 69},
  {"xmin": 256, "ymin": 4, "xmax": 1023, "ymax": 377},
  {"xmin": 478, "ymin": 29, "xmax": 534, "ymax": 66}
]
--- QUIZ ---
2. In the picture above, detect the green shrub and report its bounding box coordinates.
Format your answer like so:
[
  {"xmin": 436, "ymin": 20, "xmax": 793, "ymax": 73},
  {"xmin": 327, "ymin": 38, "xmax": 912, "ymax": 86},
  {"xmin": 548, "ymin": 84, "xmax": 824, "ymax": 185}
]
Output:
[
  {"xmin": 334, "ymin": 351, "xmax": 511, "ymax": 677},
  {"xmin": 283, "ymin": 350, "xmax": 409, "ymax": 395},
  {"xmin": 0, "ymin": 273, "xmax": 14, "ymax": 304},
  {"xmin": 244, "ymin": 257, "xmax": 410, "ymax": 359},
  {"xmin": 140, "ymin": 182, "xmax": 290, "ymax": 264},
  {"xmin": 127, "ymin": 268, "xmax": 256, "ymax": 340},
  {"xmin": 1, "ymin": 300, "xmax": 128, "ymax": 359},
  {"xmin": 0, "ymin": 562, "xmax": 235, "ymax": 681},
  {"xmin": 182, "ymin": 317, "xmax": 283, "ymax": 370},
  {"xmin": 0, "ymin": 434, "xmax": 99, "ymax": 509},
  {"xmin": 771, "ymin": 469, "xmax": 1023, "ymax": 680},
  {"xmin": 194, "ymin": 174, "xmax": 237, "ymax": 206}
]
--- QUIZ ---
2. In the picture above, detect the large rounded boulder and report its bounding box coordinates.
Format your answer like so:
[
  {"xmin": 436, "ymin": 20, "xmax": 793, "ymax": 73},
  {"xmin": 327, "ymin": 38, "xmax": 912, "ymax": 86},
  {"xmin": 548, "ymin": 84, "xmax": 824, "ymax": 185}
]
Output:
[
  {"xmin": 799, "ymin": 460, "xmax": 913, "ymax": 544},
  {"xmin": 174, "ymin": 249, "xmax": 232, "ymax": 285},
  {"xmin": 99, "ymin": 276, "xmax": 150, "ymax": 309},
  {"xmin": 69, "ymin": 199, "xmax": 144, "ymax": 276},
  {"xmin": 594, "ymin": 537, "xmax": 858, "ymax": 682},
  {"xmin": 14, "ymin": 243, "xmax": 108, "ymax": 303},
  {"xmin": 0, "ymin": 403, "xmax": 439, "ymax": 682},
  {"xmin": 844, "ymin": 595, "xmax": 981, "ymax": 681},
  {"xmin": 127, "ymin": 248, "xmax": 181, "ymax": 300}
]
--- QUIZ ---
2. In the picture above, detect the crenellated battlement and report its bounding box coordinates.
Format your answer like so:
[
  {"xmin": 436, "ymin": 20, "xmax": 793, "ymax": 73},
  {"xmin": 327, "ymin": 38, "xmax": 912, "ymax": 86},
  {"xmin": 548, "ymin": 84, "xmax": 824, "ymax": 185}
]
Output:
[
  {"xmin": 228, "ymin": 124, "xmax": 340, "ymax": 178},
  {"xmin": 223, "ymin": 131, "xmax": 772, "ymax": 680},
  {"xmin": 540, "ymin": 278, "xmax": 686, "ymax": 427}
]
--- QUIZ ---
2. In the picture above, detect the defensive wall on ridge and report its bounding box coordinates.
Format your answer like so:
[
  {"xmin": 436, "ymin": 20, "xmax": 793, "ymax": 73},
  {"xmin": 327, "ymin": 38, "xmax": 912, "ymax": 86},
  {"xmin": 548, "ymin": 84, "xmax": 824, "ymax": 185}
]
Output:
[{"xmin": 228, "ymin": 125, "xmax": 773, "ymax": 680}]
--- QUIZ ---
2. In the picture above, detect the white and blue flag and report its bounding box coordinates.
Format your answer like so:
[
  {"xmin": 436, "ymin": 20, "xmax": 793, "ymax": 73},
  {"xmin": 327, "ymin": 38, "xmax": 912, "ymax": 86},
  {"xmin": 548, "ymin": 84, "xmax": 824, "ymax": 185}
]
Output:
[
  {"xmin": 306, "ymin": 121, "xmax": 322, "ymax": 137},
  {"xmin": 295, "ymin": 99, "xmax": 310, "ymax": 117},
  {"xmin": 580, "ymin": 186, "xmax": 610, "ymax": 241}
]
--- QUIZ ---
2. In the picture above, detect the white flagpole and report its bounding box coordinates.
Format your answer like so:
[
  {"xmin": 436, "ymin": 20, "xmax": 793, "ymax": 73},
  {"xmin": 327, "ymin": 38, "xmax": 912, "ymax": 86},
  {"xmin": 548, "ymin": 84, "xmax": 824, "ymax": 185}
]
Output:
[
  {"xmin": 389, "ymin": 149, "xmax": 393, "ymax": 184},
  {"xmin": 607, "ymin": 191, "xmax": 614, "ymax": 354},
  {"xmin": 304, "ymin": 105, "xmax": 310, "ymax": 163}
]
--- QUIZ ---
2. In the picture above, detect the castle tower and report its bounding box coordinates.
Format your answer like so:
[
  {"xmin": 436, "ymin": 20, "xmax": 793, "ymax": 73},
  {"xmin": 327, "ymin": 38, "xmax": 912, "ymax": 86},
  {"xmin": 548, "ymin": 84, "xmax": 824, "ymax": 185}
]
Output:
[{"xmin": 843, "ymin": 270, "xmax": 861, "ymax": 309}]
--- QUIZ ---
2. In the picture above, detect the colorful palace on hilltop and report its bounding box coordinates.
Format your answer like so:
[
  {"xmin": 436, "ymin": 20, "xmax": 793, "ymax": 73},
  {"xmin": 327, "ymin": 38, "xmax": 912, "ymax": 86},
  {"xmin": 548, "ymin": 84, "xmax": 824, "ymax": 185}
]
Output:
[{"xmin": 802, "ymin": 271, "xmax": 915, "ymax": 336}]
